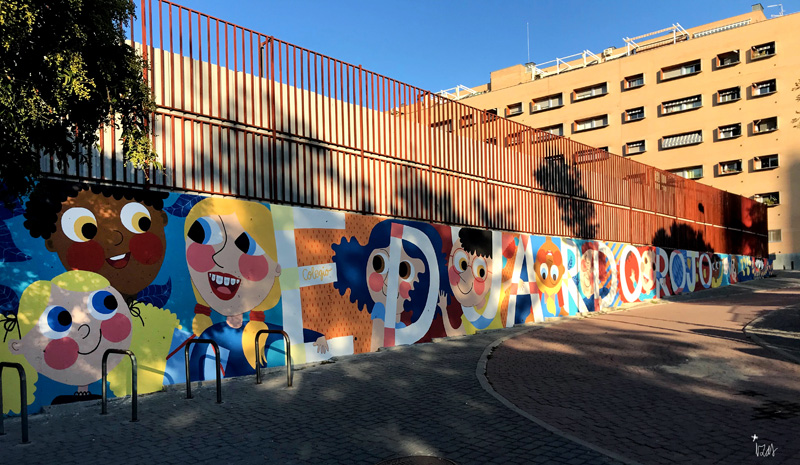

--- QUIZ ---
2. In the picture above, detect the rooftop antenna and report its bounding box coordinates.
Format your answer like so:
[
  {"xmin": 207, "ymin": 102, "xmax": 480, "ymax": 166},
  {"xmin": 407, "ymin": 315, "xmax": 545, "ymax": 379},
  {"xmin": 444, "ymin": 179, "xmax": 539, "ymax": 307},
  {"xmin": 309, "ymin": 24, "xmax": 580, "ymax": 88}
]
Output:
[
  {"xmin": 526, "ymin": 22, "xmax": 530, "ymax": 63},
  {"xmin": 767, "ymin": 4, "xmax": 785, "ymax": 17}
]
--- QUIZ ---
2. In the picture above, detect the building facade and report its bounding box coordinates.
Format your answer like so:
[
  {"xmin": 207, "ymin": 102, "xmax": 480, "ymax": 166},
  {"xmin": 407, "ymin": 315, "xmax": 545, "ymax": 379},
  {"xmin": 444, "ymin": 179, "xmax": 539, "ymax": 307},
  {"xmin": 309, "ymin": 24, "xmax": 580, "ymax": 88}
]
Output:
[{"xmin": 457, "ymin": 5, "xmax": 798, "ymax": 269}]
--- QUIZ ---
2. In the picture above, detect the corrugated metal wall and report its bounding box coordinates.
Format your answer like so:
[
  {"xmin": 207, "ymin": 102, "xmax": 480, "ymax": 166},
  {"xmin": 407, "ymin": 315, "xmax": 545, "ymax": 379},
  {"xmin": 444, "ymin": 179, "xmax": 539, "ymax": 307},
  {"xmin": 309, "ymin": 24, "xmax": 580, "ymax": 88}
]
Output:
[{"xmin": 41, "ymin": 0, "xmax": 768, "ymax": 256}]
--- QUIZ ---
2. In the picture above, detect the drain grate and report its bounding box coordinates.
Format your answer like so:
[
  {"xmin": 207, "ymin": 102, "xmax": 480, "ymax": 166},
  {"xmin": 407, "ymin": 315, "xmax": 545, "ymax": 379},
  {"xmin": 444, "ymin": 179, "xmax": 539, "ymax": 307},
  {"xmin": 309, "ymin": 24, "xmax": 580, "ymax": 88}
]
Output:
[
  {"xmin": 376, "ymin": 457, "xmax": 458, "ymax": 465},
  {"xmin": 752, "ymin": 400, "xmax": 800, "ymax": 420}
]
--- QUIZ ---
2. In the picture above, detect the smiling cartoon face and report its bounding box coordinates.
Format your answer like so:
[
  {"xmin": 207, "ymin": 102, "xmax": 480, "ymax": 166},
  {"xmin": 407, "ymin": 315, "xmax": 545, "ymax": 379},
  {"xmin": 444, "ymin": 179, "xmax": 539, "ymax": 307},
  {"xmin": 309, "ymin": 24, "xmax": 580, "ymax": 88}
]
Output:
[
  {"xmin": 534, "ymin": 238, "xmax": 565, "ymax": 296},
  {"xmin": 641, "ymin": 249, "xmax": 656, "ymax": 293},
  {"xmin": 448, "ymin": 238, "xmax": 491, "ymax": 308},
  {"xmin": 366, "ymin": 244, "xmax": 425, "ymax": 319},
  {"xmin": 9, "ymin": 279, "xmax": 133, "ymax": 387},
  {"xmin": 185, "ymin": 212, "xmax": 281, "ymax": 316},
  {"xmin": 44, "ymin": 189, "xmax": 168, "ymax": 300}
]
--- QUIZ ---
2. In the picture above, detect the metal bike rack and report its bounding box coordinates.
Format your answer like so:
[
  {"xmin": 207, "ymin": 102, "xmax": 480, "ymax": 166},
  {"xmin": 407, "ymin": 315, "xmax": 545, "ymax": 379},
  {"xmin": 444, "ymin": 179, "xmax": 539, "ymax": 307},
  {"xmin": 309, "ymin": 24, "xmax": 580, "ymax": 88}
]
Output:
[
  {"xmin": 254, "ymin": 329, "xmax": 293, "ymax": 387},
  {"xmin": 184, "ymin": 339, "xmax": 222, "ymax": 404},
  {"xmin": 0, "ymin": 362, "xmax": 29, "ymax": 444},
  {"xmin": 101, "ymin": 349, "xmax": 138, "ymax": 422}
]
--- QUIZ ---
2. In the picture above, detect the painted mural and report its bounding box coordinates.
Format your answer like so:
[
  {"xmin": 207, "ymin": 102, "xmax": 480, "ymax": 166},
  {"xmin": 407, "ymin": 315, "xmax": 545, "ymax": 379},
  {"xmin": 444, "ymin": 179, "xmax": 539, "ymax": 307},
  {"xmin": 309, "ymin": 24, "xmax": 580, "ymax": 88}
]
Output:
[{"xmin": 0, "ymin": 180, "xmax": 770, "ymax": 416}]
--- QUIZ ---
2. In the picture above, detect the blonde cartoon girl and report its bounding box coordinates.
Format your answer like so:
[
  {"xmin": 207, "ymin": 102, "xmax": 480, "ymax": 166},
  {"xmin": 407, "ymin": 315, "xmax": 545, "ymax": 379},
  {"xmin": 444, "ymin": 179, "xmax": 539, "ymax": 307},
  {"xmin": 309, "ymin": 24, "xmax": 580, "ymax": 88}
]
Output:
[
  {"xmin": 1, "ymin": 271, "xmax": 175, "ymax": 413},
  {"xmin": 184, "ymin": 198, "xmax": 325, "ymax": 378}
]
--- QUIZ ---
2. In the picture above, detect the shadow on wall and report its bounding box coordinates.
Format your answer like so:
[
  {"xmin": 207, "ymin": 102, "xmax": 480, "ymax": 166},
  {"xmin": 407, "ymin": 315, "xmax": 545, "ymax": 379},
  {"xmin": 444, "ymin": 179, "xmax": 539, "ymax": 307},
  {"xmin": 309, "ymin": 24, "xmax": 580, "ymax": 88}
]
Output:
[
  {"xmin": 533, "ymin": 158, "xmax": 599, "ymax": 239},
  {"xmin": 651, "ymin": 221, "xmax": 715, "ymax": 254}
]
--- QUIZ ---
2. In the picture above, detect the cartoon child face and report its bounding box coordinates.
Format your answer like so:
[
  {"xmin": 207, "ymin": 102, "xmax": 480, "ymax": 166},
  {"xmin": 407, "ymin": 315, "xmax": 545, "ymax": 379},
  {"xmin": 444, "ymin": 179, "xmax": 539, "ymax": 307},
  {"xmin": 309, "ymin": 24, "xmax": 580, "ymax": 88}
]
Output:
[
  {"xmin": 9, "ymin": 284, "xmax": 133, "ymax": 386},
  {"xmin": 448, "ymin": 238, "xmax": 491, "ymax": 308},
  {"xmin": 185, "ymin": 213, "xmax": 281, "ymax": 316},
  {"xmin": 534, "ymin": 238, "xmax": 565, "ymax": 296},
  {"xmin": 641, "ymin": 249, "xmax": 656, "ymax": 293},
  {"xmin": 366, "ymin": 244, "xmax": 424, "ymax": 319},
  {"xmin": 579, "ymin": 249, "xmax": 594, "ymax": 297},
  {"xmin": 45, "ymin": 190, "xmax": 168, "ymax": 299}
]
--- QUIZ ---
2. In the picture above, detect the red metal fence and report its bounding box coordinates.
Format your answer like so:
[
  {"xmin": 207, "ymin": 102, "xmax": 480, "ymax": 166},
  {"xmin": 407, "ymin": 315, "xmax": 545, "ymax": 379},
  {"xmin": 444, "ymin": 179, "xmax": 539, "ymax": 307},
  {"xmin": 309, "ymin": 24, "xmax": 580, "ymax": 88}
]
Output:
[{"xmin": 41, "ymin": 0, "xmax": 768, "ymax": 256}]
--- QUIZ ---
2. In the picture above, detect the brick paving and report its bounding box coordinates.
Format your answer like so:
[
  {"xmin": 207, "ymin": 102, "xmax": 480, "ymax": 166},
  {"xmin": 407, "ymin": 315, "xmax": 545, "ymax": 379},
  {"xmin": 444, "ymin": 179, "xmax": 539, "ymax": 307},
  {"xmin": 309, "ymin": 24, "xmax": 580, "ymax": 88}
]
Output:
[
  {"xmin": 2, "ymin": 328, "xmax": 622, "ymax": 465},
  {"xmin": 487, "ymin": 277, "xmax": 800, "ymax": 465}
]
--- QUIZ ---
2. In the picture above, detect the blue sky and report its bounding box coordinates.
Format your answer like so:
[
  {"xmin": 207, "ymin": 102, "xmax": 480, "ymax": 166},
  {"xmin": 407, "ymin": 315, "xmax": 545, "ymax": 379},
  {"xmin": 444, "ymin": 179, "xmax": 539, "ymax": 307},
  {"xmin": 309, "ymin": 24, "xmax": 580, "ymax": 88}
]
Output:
[{"xmin": 174, "ymin": 0, "xmax": 794, "ymax": 93}]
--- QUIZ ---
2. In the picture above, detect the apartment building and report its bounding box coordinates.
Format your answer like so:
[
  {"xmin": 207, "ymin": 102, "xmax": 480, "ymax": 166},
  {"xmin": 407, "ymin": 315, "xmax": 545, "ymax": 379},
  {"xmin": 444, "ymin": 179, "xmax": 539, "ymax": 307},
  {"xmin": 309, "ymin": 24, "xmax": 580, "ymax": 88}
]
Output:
[{"xmin": 455, "ymin": 4, "xmax": 798, "ymax": 269}]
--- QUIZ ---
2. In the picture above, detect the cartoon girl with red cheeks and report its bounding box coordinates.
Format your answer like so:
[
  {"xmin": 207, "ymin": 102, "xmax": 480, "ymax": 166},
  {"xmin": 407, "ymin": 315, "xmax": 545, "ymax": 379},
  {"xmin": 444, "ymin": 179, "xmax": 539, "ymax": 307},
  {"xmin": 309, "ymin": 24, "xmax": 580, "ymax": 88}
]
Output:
[
  {"xmin": 2, "ymin": 271, "xmax": 135, "ymax": 412},
  {"xmin": 184, "ymin": 198, "xmax": 326, "ymax": 378}
]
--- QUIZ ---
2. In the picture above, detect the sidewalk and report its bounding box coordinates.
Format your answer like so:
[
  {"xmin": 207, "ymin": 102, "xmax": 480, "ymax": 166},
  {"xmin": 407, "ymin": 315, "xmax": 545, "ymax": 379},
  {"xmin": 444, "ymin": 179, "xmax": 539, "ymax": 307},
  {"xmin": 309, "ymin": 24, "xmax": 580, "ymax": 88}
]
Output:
[
  {"xmin": 2, "ymin": 330, "xmax": 622, "ymax": 465},
  {"xmin": 487, "ymin": 275, "xmax": 800, "ymax": 465}
]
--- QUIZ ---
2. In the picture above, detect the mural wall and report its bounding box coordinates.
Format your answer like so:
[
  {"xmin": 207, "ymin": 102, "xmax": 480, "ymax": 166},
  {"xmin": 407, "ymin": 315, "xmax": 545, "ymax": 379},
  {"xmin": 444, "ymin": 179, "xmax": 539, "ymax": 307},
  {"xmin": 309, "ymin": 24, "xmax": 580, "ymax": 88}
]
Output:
[{"xmin": 0, "ymin": 180, "xmax": 770, "ymax": 415}]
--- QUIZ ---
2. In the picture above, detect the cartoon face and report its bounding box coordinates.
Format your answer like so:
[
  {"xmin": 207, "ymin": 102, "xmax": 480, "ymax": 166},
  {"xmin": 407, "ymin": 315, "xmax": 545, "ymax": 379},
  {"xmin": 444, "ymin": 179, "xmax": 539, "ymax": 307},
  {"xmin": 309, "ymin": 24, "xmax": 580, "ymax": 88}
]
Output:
[
  {"xmin": 185, "ymin": 213, "xmax": 281, "ymax": 317},
  {"xmin": 9, "ymin": 284, "xmax": 133, "ymax": 386},
  {"xmin": 366, "ymin": 244, "xmax": 425, "ymax": 319},
  {"xmin": 534, "ymin": 238, "xmax": 565, "ymax": 296},
  {"xmin": 641, "ymin": 249, "xmax": 656, "ymax": 293},
  {"xmin": 729, "ymin": 256, "xmax": 739, "ymax": 283},
  {"xmin": 45, "ymin": 190, "xmax": 168, "ymax": 299},
  {"xmin": 448, "ymin": 239, "xmax": 491, "ymax": 308},
  {"xmin": 579, "ymin": 250, "xmax": 594, "ymax": 297}
]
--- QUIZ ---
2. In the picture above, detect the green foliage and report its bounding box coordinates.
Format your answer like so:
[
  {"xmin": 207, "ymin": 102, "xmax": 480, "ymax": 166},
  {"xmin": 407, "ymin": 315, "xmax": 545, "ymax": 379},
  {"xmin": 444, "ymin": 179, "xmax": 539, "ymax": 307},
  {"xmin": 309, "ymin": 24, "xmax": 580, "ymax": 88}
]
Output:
[{"xmin": 0, "ymin": 0, "xmax": 159, "ymax": 201}]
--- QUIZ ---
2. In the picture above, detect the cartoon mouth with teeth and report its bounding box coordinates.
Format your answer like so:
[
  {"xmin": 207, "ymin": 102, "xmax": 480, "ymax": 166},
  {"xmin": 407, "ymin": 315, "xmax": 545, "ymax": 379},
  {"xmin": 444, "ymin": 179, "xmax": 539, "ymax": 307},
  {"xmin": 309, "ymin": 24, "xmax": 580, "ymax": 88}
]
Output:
[
  {"xmin": 207, "ymin": 272, "xmax": 242, "ymax": 300},
  {"xmin": 106, "ymin": 253, "xmax": 131, "ymax": 269}
]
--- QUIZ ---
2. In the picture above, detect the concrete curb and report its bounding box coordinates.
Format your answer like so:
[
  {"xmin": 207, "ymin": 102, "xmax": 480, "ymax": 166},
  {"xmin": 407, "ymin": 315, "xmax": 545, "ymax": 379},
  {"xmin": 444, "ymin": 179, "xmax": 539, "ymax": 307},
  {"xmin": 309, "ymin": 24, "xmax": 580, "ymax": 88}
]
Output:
[
  {"xmin": 743, "ymin": 309, "xmax": 800, "ymax": 366},
  {"xmin": 476, "ymin": 327, "xmax": 642, "ymax": 465}
]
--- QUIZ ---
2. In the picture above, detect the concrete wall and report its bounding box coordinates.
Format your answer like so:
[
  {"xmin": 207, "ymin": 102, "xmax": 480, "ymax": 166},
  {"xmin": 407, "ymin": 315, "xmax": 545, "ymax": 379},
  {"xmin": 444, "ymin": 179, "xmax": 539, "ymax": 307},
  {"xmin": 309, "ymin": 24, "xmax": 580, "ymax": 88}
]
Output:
[{"xmin": 0, "ymin": 180, "xmax": 769, "ymax": 416}]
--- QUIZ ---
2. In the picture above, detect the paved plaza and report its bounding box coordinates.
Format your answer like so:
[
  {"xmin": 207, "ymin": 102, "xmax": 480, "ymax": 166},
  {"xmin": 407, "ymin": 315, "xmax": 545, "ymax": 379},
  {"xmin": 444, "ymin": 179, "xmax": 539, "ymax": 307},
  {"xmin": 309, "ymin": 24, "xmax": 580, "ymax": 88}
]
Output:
[{"xmin": 3, "ymin": 274, "xmax": 799, "ymax": 464}]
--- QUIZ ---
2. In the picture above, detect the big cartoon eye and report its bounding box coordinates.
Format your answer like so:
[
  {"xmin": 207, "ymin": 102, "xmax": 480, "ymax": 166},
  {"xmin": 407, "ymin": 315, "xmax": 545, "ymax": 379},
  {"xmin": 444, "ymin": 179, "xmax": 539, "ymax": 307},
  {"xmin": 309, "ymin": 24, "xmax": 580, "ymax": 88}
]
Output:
[
  {"xmin": 88, "ymin": 290, "xmax": 119, "ymax": 321},
  {"xmin": 539, "ymin": 263, "xmax": 548, "ymax": 280},
  {"xmin": 120, "ymin": 202, "xmax": 152, "ymax": 234},
  {"xmin": 234, "ymin": 232, "xmax": 265, "ymax": 256},
  {"xmin": 453, "ymin": 249, "xmax": 469, "ymax": 272},
  {"xmin": 187, "ymin": 217, "xmax": 224, "ymax": 245},
  {"xmin": 61, "ymin": 207, "xmax": 98, "ymax": 242},
  {"xmin": 371, "ymin": 251, "xmax": 389, "ymax": 274},
  {"xmin": 550, "ymin": 265, "xmax": 559, "ymax": 281},
  {"xmin": 399, "ymin": 260, "xmax": 416, "ymax": 281},
  {"xmin": 472, "ymin": 257, "xmax": 488, "ymax": 282},
  {"xmin": 39, "ymin": 305, "xmax": 72, "ymax": 339}
]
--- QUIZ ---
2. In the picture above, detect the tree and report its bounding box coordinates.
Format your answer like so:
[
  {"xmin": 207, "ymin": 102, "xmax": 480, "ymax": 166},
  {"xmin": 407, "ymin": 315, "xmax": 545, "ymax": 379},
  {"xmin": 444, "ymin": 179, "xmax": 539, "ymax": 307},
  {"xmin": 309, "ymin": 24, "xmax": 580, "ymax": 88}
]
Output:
[
  {"xmin": 0, "ymin": 0, "xmax": 159, "ymax": 201},
  {"xmin": 795, "ymin": 79, "xmax": 800, "ymax": 129}
]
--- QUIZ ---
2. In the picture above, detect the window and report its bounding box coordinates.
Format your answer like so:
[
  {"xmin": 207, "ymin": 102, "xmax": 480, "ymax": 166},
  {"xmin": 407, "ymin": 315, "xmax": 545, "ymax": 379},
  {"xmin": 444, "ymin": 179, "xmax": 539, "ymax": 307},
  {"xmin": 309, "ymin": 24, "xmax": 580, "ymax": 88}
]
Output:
[
  {"xmin": 754, "ymin": 192, "xmax": 779, "ymax": 206},
  {"xmin": 506, "ymin": 102, "xmax": 523, "ymax": 117},
  {"xmin": 460, "ymin": 114, "xmax": 475, "ymax": 128},
  {"xmin": 482, "ymin": 109, "xmax": 498, "ymax": 123},
  {"xmin": 531, "ymin": 93, "xmax": 563, "ymax": 113},
  {"xmin": 430, "ymin": 119, "xmax": 452, "ymax": 132},
  {"xmin": 670, "ymin": 166, "xmax": 703, "ymax": 180},
  {"xmin": 505, "ymin": 131, "xmax": 523, "ymax": 147},
  {"xmin": 574, "ymin": 115, "xmax": 608, "ymax": 132},
  {"xmin": 624, "ymin": 107, "xmax": 645, "ymax": 122},
  {"xmin": 662, "ymin": 130, "xmax": 702, "ymax": 149},
  {"xmin": 718, "ymin": 123, "xmax": 741, "ymax": 140},
  {"xmin": 755, "ymin": 154, "xmax": 779, "ymax": 170},
  {"xmin": 544, "ymin": 154, "xmax": 565, "ymax": 163},
  {"xmin": 717, "ymin": 86, "xmax": 741, "ymax": 104},
  {"xmin": 752, "ymin": 79, "xmax": 777, "ymax": 97},
  {"xmin": 751, "ymin": 41, "xmax": 776, "ymax": 60},
  {"xmin": 753, "ymin": 117, "xmax": 778, "ymax": 134},
  {"xmin": 718, "ymin": 159, "xmax": 742, "ymax": 175},
  {"xmin": 625, "ymin": 140, "xmax": 646, "ymax": 155},
  {"xmin": 534, "ymin": 124, "xmax": 563, "ymax": 142},
  {"xmin": 716, "ymin": 50, "xmax": 740, "ymax": 68},
  {"xmin": 662, "ymin": 95, "xmax": 702, "ymax": 115},
  {"xmin": 574, "ymin": 148, "xmax": 610, "ymax": 164},
  {"xmin": 768, "ymin": 229, "xmax": 782, "ymax": 243},
  {"xmin": 624, "ymin": 74, "xmax": 644, "ymax": 90},
  {"xmin": 574, "ymin": 83, "xmax": 607, "ymax": 101},
  {"xmin": 661, "ymin": 59, "xmax": 701, "ymax": 80}
]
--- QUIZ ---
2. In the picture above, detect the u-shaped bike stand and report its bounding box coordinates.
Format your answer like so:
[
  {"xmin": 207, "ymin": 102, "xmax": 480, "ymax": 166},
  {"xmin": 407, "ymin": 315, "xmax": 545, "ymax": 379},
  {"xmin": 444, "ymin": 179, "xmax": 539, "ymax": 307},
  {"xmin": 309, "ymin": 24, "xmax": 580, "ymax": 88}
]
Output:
[
  {"xmin": 101, "ymin": 349, "xmax": 138, "ymax": 422},
  {"xmin": 0, "ymin": 362, "xmax": 29, "ymax": 444},
  {"xmin": 254, "ymin": 329, "xmax": 292, "ymax": 387},
  {"xmin": 184, "ymin": 339, "xmax": 222, "ymax": 404}
]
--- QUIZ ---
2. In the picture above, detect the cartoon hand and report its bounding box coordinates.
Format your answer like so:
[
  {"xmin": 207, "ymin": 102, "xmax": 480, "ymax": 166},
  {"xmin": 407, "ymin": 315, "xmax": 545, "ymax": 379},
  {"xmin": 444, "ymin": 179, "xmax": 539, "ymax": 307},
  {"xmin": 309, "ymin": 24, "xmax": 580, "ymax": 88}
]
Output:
[
  {"xmin": 313, "ymin": 336, "xmax": 329, "ymax": 354},
  {"xmin": 438, "ymin": 291, "xmax": 447, "ymax": 310}
]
